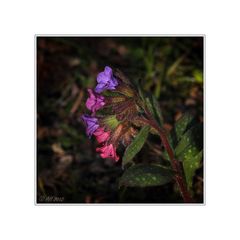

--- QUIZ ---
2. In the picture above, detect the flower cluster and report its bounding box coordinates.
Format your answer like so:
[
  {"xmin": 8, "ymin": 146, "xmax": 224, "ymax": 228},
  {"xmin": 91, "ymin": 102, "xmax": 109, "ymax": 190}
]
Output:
[{"xmin": 81, "ymin": 66, "xmax": 139, "ymax": 162}]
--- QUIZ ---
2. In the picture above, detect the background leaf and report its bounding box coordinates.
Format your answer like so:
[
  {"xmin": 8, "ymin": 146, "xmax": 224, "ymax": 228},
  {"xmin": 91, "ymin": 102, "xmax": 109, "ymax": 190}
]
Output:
[
  {"xmin": 122, "ymin": 125, "xmax": 150, "ymax": 166},
  {"xmin": 119, "ymin": 164, "xmax": 173, "ymax": 187}
]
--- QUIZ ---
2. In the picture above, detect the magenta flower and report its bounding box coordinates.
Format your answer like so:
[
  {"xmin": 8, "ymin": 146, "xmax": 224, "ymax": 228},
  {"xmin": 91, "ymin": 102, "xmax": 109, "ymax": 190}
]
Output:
[
  {"xmin": 86, "ymin": 89, "xmax": 105, "ymax": 113},
  {"xmin": 96, "ymin": 144, "xmax": 119, "ymax": 161},
  {"xmin": 81, "ymin": 114, "xmax": 99, "ymax": 137},
  {"xmin": 93, "ymin": 127, "xmax": 110, "ymax": 144},
  {"xmin": 95, "ymin": 66, "xmax": 118, "ymax": 93}
]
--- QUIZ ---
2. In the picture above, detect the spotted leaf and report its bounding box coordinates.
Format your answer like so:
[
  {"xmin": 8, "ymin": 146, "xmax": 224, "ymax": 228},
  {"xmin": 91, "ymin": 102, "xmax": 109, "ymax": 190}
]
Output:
[
  {"xmin": 122, "ymin": 125, "xmax": 150, "ymax": 166},
  {"xmin": 119, "ymin": 164, "xmax": 173, "ymax": 187}
]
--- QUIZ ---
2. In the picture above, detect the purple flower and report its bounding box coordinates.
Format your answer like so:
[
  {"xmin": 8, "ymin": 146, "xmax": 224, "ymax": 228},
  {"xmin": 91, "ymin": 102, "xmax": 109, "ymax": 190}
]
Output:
[
  {"xmin": 95, "ymin": 66, "xmax": 118, "ymax": 93},
  {"xmin": 86, "ymin": 89, "xmax": 105, "ymax": 113},
  {"xmin": 81, "ymin": 114, "xmax": 99, "ymax": 137}
]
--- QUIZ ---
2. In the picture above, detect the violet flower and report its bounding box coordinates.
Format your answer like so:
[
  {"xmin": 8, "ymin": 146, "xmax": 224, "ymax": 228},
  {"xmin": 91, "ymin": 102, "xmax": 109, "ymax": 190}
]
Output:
[
  {"xmin": 86, "ymin": 89, "xmax": 105, "ymax": 113},
  {"xmin": 81, "ymin": 114, "xmax": 99, "ymax": 137},
  {"xmin": 95, "ymin": 66, "xmax": 118, "ymax": 93}
]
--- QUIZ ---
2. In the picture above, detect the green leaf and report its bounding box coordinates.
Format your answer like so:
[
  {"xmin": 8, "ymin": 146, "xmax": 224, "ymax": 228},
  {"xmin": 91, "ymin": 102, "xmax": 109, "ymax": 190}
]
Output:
[
  {"xmin": 178, "ymin": 143, "xmax": 202, "ymax": 162},
  {"xmin": 176, "ymin": 124, "xmax": 203, "ymax": 189},
  {"xmin": 145, "ymin": 95, "xmax": 163, "ymax": 127},
  {"xmin": 122, "ymin": 126, "xmax": 150, "ymax": 166},
  {"xmin": 183, "ymin": 150, "xmax": 203, "ymax": 189},
  {"xmin": 137, "ymin": 84, "xmax": 145, "ymax": 103},
  {"xmin": 119, "ymin": 164, "xmax": 173, "ymax": 187},
  {"xmin": 168, "ymin": 113, "xmax": 195, "ymax": 148},
  {"xmin": 167, "ymin": 55, "xmax": 185, "ymax": 77},
  {"xmin": 145, "ymin": 96, "xmax": 154, "ymax": 114},
  {"xmin": 162, "ymin": 113, "xmax": 195, "ymax": 160},
  {"xmin": 152, "ymin": 96, "xmax": 164, "ymax": 126},
  {"xmin": 164, "ymin": 123, "xmax": 203, "ymax": 160},
  {"xmin": 193, "ymin": 69, "xmax": 203, "ymax": 83},
  {"xmin": 59, "ymin": 136, "xmax": 72, "ymax": 148},
  {"xmin": 161, "ymin": 114, "xmax": 203, "ymax": 190},
  {"xmin": 136, "ymin": 84, "xmax": 163, "ymax": 127},
  {"xmin": 175, "ymin": 123, "xmax": 203, "ymax": 157},
  {"xmin": 60, "ymin": 123, "xmax": 80, "ymax": 139},
  {"xmin": 174, "ymin": 113, "xmax": 195, "ymax": 143}
]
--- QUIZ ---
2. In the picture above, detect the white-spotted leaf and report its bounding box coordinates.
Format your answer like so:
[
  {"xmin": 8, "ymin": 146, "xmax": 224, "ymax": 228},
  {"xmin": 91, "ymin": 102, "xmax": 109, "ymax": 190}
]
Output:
[
  {"xmin": 122, "ymin": 126, "xmax": 150, "ymax": 166},
  {"xmin": 119, "ymin": 164, "xmax": 173, "ymax": 187}
]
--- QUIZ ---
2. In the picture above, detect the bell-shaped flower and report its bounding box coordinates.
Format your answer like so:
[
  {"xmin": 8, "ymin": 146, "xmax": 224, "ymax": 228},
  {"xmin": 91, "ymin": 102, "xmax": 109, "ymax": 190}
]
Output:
[
  {"xmin": 95, "ymin": 66, "xmax": 118, "ymax": 93},
  {"xmin": 86, "ymin": 89, "xmax": 105, "ymax": 113},
  {"xmin": 96, "ymin": 144, "xmax": 119, "ymax": 161},
  {"xmin": 93, "ymin": 127, "xmax": 110, "ymax": 144},
  {"xmin": 81, "ymin": 114, "xmax": 99, "ymax": 137}
]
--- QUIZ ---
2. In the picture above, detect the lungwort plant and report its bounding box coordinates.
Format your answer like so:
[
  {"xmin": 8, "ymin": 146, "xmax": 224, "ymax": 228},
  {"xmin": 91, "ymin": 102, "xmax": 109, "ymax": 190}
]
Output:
[{"xmin": 81, "ymin": 66, "xmax": 203, "ymax": 203}]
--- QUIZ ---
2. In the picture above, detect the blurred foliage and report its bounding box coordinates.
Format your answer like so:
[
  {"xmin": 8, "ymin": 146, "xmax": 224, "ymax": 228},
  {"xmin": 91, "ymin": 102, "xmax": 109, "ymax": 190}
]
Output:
[{"xmin": 37, "ymin": 37, "xmax": 203, "ymax": 203}]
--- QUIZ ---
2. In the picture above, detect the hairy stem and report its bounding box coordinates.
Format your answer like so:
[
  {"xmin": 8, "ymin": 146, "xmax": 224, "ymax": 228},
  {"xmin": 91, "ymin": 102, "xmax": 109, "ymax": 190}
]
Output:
[
  {"xmin": 153, "ymin": 123, "xmax": 193, "ymax": 203},
  {"xmin": 143, "ymin": 108, "xmax": 193, "ymax": 203}
]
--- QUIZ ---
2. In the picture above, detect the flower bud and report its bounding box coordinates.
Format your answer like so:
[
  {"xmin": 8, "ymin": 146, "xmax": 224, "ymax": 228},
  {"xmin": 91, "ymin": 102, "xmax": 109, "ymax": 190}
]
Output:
[{"xmin": 100, "ymin": 115, "xmax": 119, "ymax": 130}]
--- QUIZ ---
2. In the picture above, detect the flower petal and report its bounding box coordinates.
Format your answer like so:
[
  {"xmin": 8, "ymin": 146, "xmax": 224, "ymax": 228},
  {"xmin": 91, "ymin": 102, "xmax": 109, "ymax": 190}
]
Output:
[
  {"xmin": 95, "ymin": 66, "xmax": 118, "ymax": 93},
  {"xmin": 81, "ymin": 114, "xmax": 99, "ymax": 137},
  {"xmin": 93, "ymin": 127, "xmax": 110, "ymax": 143},
  {"xmin": 85, "ymin": 89, "xmax": 105, "ymax": 112},
  {"xmin": 96, "ymin": 144, "xmax": 119, "ymax": 161}
]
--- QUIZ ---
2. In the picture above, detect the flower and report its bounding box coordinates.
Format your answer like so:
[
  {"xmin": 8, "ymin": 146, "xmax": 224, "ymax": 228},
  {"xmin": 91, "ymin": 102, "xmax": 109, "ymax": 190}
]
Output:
[
  {"xmin": 86, "ymin": 89, "xmax": 105, "ymax": 113},
  {"xmin": 95, "ymin": 66, "xmax": 118, "ymax": 93},
  {"xmin": 93, "ymin": 127, "xmax": 110, "ymax": 143},
  {"xmin": 96, "ymin": 144, "xmax": 119, "ymax": 161},
  {"xmin": 82, "ymin": 66, "xmax": 142, "ymax": 162},
  {"xmin": 81, "ymin": 114, "xmax": 99, "ymax": 137}
]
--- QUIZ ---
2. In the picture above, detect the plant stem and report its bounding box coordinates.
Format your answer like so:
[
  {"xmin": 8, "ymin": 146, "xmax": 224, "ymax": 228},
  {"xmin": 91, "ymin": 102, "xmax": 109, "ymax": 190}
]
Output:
[
  {"xmin": 143, "ymin": 108, "xmax": 193, "ymax": 203},
  {"xmin": 153, "ymin": 123, "xmax": 193, "ymax": 203}
]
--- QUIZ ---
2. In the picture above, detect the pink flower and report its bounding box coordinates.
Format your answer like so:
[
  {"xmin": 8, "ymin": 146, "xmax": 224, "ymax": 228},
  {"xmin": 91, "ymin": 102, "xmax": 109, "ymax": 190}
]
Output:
[
  {"xmin": 93, "ymin": 127, "xmax": 110, "ymax": 144},
  {"xmin": 86, "ymin": 89, "xmax": 105, "ymax": 113},
  {"xmin": 96, "ymin": 144, "xmax": 119, "ymax": 162}
]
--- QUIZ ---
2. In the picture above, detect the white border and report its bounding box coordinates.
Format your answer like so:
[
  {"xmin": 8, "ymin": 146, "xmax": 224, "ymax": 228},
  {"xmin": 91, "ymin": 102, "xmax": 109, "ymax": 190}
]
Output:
[{"xmin": 35, "ymin": 34, "xmax": 205, "ymax": 206}]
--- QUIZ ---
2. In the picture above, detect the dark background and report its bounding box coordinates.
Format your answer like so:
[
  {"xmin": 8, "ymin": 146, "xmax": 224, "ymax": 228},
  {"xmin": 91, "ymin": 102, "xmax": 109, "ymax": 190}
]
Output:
[{"xmin": 37, "ymin": 36, "xmax": 203, "ymax": 203}]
